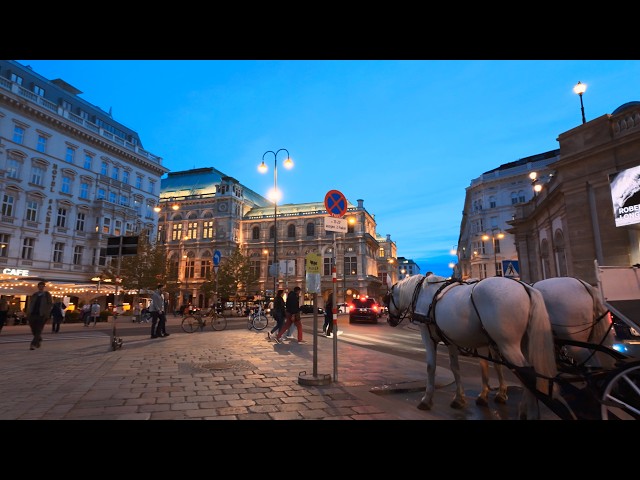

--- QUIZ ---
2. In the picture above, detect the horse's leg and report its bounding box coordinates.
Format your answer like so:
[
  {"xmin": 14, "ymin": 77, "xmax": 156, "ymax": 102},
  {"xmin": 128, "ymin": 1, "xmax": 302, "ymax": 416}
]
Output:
[
  {"xmin": 493, "ymin": 362, "xmax": 509, "ymax": 404},
  {"xmin": 446, "ymin": 345, "xmax": 466, "ymax": 409},
  {"xmin": 476, "ymin": 358, "xmax": 491, "ymax": 407},
  {"xmin": 417, "ymin": 324, "xmax": 436, "ymax": 410}
]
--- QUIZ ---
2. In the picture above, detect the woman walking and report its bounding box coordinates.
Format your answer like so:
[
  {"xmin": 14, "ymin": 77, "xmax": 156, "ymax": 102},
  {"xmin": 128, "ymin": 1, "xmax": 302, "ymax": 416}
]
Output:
[{"xmin": 267, "ymin": 289, "xmax": 286, "ymax": 342}]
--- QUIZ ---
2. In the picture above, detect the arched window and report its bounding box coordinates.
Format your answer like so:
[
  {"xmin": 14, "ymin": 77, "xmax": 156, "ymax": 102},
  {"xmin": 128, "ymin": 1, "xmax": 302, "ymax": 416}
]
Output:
[
  {"xmin": 269, "ymin": 225, "xmax": 275, "ymax": 239},
  {"xmin": 252, "ymin": 226, "xmax": 260, "ymax": 240},
  {"xmin": 287, "ymin": 224, "xmax": 296, "ymax": 238},
  {"xmin": 306, "ymin": 222, "xmax": 314, "ymax": 237},
  {"xmin": 540, "ymin": 238, "xmax": 551, "ymax": 279},
  {"xmin": 554, "ymin": 229, "xmax": 568, "ymax": 277}
]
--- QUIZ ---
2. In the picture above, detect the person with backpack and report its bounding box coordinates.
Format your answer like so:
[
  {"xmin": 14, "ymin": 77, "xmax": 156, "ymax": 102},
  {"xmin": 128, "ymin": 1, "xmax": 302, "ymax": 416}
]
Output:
[{"xmin": 51, "ymin": 300, "xmax": 66, "ymax": 333}]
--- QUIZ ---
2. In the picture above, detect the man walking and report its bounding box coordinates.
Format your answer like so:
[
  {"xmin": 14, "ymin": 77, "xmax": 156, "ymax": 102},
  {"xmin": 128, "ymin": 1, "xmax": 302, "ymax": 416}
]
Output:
[
  {"xmin": 150, "ymin": 284, "xmax": 168, "ymax": 338},
  {"xmin": 274, "ymin": 286, "xmax": 305, "ymax": 344},
  {"xmin": 28, "ymin": 281, "xmax": 53, "ymax": 350}
]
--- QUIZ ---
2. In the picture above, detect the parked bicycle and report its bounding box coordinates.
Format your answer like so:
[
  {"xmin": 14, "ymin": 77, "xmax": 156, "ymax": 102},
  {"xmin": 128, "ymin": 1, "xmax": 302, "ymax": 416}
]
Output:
[
  {"xmin": 181, "ymin": 307, "xmax": 227, "ymax": 333},
  {"xmin": 247, "ymin": 303, "xmax": 269, "ymax": 331}
]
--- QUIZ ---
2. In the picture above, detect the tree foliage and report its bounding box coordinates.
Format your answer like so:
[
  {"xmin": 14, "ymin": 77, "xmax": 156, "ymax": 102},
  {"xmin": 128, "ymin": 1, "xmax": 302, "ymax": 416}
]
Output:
[
  {"xmin": 216, "ymin": 246, "xmax": 258, "ymax": 301},
  {"xmin": 105, "ymin": 232, "xmax": 166, "ymax": 295}
]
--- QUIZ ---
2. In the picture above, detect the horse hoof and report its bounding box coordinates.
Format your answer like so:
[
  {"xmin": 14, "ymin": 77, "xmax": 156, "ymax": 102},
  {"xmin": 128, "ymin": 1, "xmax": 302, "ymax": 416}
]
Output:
[
  {"xmin": 475, "ymin": 397, "xmax": 489, "ymax": 407},
  {"xmin": 450, "ymin": 399, "xmax": 466, "ymax": 410},
  {"xmin": 417, "ymin": 401, "xmax": 432, "ymax": 411},
  {"xmin": 494, "ymin": 393, "xmax": 508, "ymax": 404}
]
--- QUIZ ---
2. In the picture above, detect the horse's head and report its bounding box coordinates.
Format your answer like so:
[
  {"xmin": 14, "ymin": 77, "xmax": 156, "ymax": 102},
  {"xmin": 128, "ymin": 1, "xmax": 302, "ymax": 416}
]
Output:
[{"xmin": 384, "ymin": 283, "xmax": 403, "ymax": 327}]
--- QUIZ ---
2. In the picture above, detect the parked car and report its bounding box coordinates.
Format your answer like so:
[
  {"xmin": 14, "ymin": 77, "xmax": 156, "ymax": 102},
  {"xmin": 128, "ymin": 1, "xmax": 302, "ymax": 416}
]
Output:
[
  {"xmin": 299, "ymin": 304, "xmax": 324, "ymax": 315},
  {"xmin": 348, "ymin": 297, "xmax": 381, "ymax": 324}
]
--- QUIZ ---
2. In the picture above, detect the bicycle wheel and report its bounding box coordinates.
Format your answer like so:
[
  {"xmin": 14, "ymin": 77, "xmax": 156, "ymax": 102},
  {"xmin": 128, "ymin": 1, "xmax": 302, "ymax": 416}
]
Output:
[
  {"xmin": 181, "ymin": 316, "xmax": 199, "ymax": 333},
  {"xmin": 252, "ymin": 314, "xmax": 269, "ymax": 331},
  {"xmin": 210, "ymin": 314, "xmax": 227, "ymax": 331}
]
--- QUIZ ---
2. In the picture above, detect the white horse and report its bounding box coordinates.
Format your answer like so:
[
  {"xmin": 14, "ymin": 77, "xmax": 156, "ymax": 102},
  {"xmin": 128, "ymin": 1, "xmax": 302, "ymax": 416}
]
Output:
[
  {"xmin": 478, "ymin": 276, "xmax": 616, "ymax": 407},
  {"xmin": 385, "ymin": 274, "xmax": 560, "ymax": 420}
]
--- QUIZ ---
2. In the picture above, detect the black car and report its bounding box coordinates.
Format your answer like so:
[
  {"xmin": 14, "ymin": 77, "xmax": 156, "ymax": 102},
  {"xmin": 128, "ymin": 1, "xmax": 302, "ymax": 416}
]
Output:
[
  {"xmin": 299, "ymin": 304, "xmax": 324, "ymax": 315},
  {"xmin": 348, "ymin": 297, "xmax": 381, "ymax": 324}
]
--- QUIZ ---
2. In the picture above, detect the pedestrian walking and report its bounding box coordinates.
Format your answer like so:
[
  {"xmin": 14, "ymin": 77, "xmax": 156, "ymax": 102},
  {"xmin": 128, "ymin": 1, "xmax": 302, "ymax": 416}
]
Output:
[
  {"xmin": 274, "ymin": 286, "xmax": 305, "ymax": 344},
  {"xmin": 267, "ymin": 289, "xmax": 286, "ymax": 342},
  {"xmin": 132, "ymin": 302, "xmax": 141, "ymax": 323},
  {"xmin": 90, "ymin": 301, "xmax": 100, "ymax": 326},
  {"xmin": 81, "ymin": 303, "xmax": 91, "ymax": 326},
  {"xmin": 0, "ymin": 297, "xmax": 9, "ymax": 334},
  {"xmin": 50, "ymin": 300, "xmax": 66, "ymax": 333},
  {"xmin": 149, "ymin": 284, "xmax": 168, "ymax": 338},
  {"xmin": 323, "ymin": 292, "xmax": 334, "ymax": 337},
  {"xmin": 28, "ymin": 281, "xmax": 53, "ymax": 350}
]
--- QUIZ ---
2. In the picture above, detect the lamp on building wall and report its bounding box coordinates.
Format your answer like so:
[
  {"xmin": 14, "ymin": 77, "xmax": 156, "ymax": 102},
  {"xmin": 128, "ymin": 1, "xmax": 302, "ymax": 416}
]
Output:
[
  {"xmin": 482, "ymin": 229, "xmax": 505, "ymax": 277},
  {"xmin": 573, "ymin": 81, "xmax": 587, "ymax": 124},
  {"xmin": 529, "ymin": 171, "xmax": 543, "ymax": 197},
  {"xmin": 258, "ymin": 149, "xmax": 293, "ymax": 296}
]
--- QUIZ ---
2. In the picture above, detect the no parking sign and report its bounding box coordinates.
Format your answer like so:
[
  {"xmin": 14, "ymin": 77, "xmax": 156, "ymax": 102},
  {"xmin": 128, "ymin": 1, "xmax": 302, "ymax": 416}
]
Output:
[{"xmin": 324, "ymin": 190, "xmax": 347, "ymax": 218}]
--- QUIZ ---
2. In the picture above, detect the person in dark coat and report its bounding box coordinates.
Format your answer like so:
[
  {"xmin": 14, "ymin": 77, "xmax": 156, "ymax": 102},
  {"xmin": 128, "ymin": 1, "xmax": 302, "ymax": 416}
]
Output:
[
  {"xmin": 28, "ymin": 281, "xmax": 53, "ymax": 350},
  {"xmin": 267, "ymin": 290, "xmax": 286, "ymax": 342}
]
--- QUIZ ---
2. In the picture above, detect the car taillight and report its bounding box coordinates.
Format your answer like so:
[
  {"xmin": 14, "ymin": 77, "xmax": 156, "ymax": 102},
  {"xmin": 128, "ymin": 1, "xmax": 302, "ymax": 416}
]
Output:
[
  {"xmin": 372, "ymin": 305, "xmax": 379, "ymax": 312},
  {"xmin": 348, "ymin": 304, "xmax": 355, "ymax": 312}
]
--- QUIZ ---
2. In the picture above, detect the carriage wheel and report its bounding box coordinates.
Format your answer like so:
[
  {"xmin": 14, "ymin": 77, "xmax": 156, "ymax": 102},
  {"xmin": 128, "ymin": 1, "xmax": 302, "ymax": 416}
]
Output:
[{"xmin": 601, "ymin": 364, "xmax": 640, "ymax": 420}]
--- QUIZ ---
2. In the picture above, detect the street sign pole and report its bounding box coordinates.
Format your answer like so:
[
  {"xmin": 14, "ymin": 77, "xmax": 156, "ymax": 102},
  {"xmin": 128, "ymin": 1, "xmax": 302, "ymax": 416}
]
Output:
[{"xmin": 323, "ymin": 189, "xmax": 348, "ymax": 383}]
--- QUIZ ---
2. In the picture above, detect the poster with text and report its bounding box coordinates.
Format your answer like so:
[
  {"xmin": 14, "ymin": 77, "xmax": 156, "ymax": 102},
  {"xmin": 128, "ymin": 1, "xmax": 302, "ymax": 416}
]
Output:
[{"xmin": 610, "ymin": 164, "xmax": 640, "ymax": 227}]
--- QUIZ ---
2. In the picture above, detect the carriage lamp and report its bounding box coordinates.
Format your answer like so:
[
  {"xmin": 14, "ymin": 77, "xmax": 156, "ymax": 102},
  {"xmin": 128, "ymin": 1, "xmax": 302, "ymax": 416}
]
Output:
[{"xmin": 573, "ymin": 81, "xmax": 587, "ymax": 124}]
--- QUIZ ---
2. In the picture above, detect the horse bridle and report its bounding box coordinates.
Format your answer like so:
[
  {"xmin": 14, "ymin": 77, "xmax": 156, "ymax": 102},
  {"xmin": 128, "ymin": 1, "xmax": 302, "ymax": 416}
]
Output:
[
  {"xmin": 385, "ymin": 277, "xmax": 456, "ymax": 327},
  {"xmin": 384, "ymin": 277, "xmax": 427, "ymax": 327}
]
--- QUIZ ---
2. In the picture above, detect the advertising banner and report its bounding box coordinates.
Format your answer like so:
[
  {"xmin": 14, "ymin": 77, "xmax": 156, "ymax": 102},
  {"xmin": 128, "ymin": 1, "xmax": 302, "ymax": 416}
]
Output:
[{"xmin": 610, "ymin": 164, "xmax": 640, "ymax": 227}]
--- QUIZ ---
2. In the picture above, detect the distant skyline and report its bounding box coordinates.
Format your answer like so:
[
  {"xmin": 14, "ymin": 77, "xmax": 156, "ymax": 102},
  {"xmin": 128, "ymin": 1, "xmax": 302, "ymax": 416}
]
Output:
[{"xmin": 15, "ymin": 60, "xmax": 640, "ymax": 275}]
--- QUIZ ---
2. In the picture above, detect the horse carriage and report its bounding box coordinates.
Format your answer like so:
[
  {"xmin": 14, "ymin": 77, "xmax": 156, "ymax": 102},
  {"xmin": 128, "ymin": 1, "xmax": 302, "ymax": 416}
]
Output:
[{"xmin": 383, "ymin": 268, "xmax": 640, "ymax": 420}]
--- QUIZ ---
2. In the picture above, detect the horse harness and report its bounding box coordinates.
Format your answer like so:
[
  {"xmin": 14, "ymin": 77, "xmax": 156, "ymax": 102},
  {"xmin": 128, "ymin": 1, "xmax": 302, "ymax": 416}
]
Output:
[{"xmin": 391, "ymin": 276, "xmax": 541, "ymax": 363}]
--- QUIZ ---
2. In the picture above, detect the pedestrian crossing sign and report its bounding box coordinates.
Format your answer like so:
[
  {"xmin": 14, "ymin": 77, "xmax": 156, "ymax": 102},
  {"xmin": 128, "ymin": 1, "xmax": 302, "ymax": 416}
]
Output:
[{"xmin": 502, "ymin": 260, "xmax": 519, "ymax": 278}]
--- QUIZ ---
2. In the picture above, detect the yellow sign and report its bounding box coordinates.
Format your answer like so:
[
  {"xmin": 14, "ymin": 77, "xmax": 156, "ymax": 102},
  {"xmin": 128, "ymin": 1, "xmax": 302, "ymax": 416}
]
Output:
[{"xmin": 305, "ymin": 253, "xmax": 321, "ymax": 274}]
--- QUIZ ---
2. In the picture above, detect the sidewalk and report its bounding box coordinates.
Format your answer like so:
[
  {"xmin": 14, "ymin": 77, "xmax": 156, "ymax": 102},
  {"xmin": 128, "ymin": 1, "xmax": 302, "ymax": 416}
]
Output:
[{"xmin": 0, "ymin": 315, "xmax": 525, "ymax": 421}]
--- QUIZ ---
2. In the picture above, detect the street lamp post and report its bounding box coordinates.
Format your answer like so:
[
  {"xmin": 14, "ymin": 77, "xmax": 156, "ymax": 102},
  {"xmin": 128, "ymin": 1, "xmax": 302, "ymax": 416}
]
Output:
[
  {"xmin": 153, "ymin": 201, "xmax": 179, "ymax": 245},
  {"xmin": 573, "ymin": 81, "xmax": 587, "ymax": 124},
  {"xmin": 482, "ymin": 229, "xmax": 505, "ymax": 277},
  {"xmin": 258, "ymin": 149, "xmax": 293, "ymax": 296},
  {"xmin": 262, "ymin": 248, "xmax": 269, "ymax": 299}
]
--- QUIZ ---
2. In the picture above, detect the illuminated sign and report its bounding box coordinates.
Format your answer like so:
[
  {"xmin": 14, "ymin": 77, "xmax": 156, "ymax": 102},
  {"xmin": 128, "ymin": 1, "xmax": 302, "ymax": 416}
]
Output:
[
  {"xmin": 2, "ymin": 268, "xmax": 29, "ymax": 276},
  {"xmin": 610, "ymin": 165, "xmax": 640, "ymax": 227}
]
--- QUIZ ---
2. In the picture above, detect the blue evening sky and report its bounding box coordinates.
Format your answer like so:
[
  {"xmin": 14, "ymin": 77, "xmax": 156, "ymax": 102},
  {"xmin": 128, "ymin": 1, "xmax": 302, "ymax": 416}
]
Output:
[{"xmin": 16, "ymin": 60, "xmax": 640, "ymax": 275}]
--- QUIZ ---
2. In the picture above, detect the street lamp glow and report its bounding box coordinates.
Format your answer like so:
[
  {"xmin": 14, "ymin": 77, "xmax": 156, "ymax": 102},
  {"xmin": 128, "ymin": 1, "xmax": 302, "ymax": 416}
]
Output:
[
  {"xmin": 573, "ymin": 81, "xmax": 587, "ymax": 96},
  {"xmin": 573, "ymin": 81, "xmax": 587, "ymax": 124}
]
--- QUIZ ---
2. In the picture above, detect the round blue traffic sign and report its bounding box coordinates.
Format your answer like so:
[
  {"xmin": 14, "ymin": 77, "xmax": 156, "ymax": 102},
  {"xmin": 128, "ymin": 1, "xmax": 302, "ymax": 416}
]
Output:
[{"xmin": 324, "ymin": 190, "xmax": 347, "ymax": 218}]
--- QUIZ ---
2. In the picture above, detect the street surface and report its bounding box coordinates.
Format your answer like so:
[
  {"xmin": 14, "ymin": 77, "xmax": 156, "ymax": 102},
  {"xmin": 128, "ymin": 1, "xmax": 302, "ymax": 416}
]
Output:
[{"xmin": 0, "ymin": 311, "xmax": 560, "ymax": 420}]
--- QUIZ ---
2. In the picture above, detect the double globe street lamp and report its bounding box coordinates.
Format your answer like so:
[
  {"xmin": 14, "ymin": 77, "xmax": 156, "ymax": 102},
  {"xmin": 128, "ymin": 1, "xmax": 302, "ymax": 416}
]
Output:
[
  {"xmin": 482, "ymin": 230, "xmax": 505, "ymax": 277},
  {"xmin": 258, "ymin": 149, "xmax": 293, "ymax": 296}
]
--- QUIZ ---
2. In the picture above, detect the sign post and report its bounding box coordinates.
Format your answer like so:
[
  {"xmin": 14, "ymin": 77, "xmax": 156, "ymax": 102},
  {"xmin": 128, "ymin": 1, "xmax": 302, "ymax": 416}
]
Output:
[
  {"xmin": 213, "ymin": 250, "xmax": 221, "ymax": 307},
  {"xmin": 325, "ymin": 189, "xmax": 347, "ymax": 382}
]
